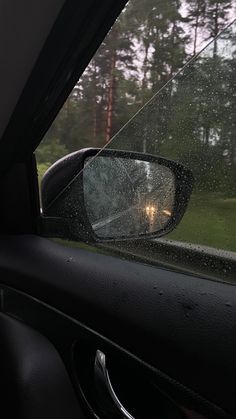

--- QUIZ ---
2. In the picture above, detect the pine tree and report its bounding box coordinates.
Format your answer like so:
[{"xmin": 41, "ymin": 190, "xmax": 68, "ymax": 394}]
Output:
[
  {"xmin": 187, "ymin": 0, "xmax": 207, "ymax": 56},
  {"xmin": 205, "ymin": 0, "xmax": 232, "ymax": 56}
]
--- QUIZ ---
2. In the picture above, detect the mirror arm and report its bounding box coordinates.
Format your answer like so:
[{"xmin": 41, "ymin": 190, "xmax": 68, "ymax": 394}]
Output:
[
  {"xmin": 40, "ymin": 216, "xmax": 64, "ymax": 238},
  {"xmin": 40, "ymin": 215, "xmax": 96, "ymax": 243}
]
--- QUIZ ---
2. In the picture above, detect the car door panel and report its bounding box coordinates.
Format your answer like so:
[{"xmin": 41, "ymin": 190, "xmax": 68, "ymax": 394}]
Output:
[
  {"xmin": 0, "ymin": 234, "xmax": 235, "ymax": 418},
  {"xmin": 0, "ymin": 313, "xmax": 84, "ymax": 419},
  {"xmin": 0, "ymin": 287, "xmax": 219, "ymax": 419}
]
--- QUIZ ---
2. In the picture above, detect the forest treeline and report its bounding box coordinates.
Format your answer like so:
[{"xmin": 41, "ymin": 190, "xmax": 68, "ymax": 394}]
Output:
[{"xmin": 37, "ymin": 0, "xmax": 236, "ymax": 195}]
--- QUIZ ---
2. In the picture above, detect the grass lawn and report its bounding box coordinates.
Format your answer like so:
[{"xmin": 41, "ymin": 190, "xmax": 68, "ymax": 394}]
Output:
[{"xmin": 168, "ymin": 194, "xmax": 236, "ymax": 252}]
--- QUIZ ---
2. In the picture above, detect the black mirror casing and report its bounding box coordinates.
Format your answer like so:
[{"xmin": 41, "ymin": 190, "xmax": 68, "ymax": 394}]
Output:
[
  {"xmin": 41, "ymin": 148, "xmax": 193, "ymax": 243},
  {"xmin": 41, "ymin": 148, "xmax": 96, "ymax": 242}
]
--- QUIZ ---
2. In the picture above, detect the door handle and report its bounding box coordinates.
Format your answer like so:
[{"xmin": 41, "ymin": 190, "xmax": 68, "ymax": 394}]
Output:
[{"xmin": 94, "ymin": 349, "xmax": 135, "ymax": 419}]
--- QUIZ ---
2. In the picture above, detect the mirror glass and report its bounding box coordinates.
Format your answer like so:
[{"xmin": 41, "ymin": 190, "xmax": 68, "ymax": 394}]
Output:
[{"xmin": 83, "ymin": 155, "xmax": 176, "ymax": 239}]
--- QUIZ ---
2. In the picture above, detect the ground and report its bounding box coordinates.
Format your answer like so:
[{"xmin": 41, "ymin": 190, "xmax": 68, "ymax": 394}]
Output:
[{"xmin": 169, "ymin": 194, "xmax": 236, "ymax": 252}]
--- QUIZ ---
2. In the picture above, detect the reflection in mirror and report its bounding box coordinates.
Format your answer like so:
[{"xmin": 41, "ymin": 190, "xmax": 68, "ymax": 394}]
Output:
[{"xmin": 83, "ymin": 156, "xmax": 175, "ymax": 239}]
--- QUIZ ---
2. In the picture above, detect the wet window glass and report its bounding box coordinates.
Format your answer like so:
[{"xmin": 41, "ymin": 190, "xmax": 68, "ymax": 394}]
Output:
[
  {"xmin": 99, "ymin": 19, "xmax": 236, "ymax": 280},
  {"xmin": 37, "ymin": 0, "xmax": 236, "ymax": 282}
]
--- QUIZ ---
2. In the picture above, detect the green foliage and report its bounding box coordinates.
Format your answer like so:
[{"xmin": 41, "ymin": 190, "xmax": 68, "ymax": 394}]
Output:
[
  {"xmin": 36, "ymin": 138, "xmax": 69, "ymax": 184},
  {"xmin": 37, "ymin": 163, "xmax": 51, "ymax": 185},
  {"xmin": 36, "ymin": 138, "xmax": 68, "ymax": 165}
]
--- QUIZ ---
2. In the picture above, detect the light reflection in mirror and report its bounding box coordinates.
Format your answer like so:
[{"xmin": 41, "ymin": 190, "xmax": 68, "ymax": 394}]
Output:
[{"xmin": 83, "ymin": 156, "xmax": 175, "ymax": 239}]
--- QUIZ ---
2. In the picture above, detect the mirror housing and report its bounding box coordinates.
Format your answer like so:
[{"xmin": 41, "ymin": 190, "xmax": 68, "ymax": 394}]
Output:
[{"xmin": 41, "ymin": 148, "xmax": 193, "ymax": 242}]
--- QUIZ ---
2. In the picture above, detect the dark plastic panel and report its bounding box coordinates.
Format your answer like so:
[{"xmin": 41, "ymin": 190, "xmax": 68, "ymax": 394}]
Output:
[
  {"xmin": 0, "ymin": 235, "xmax": 235, "ymax": 416},
  {"xmin": 0, "ymin": 313, "xmax": 84, "ymax": 419}
]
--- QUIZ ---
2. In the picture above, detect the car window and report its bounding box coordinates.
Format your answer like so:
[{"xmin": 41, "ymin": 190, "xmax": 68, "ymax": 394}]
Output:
[{"xmin": 37, "ymin": 0, "xmax": 236, "ymax": 282}]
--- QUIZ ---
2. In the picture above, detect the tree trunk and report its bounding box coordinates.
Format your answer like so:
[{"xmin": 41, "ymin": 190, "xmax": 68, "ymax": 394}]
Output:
[
  {"xmin": 169, "ymin": 22, "xmax": 178, "ymax": 79},
  {"xmin": 105, "ymin": 54, "xmax": 116, "ymax": 143},
  {"xmin": 105, "ymin": 52, "xmax": 117, "ymax": 143},
  {"xmin": 205, "ymin": 126, "xmax": 210, "ymax": 145},
  {"xmin": 105, "ymin": 27, "xmax": 119, "ymax": 143},
  {"xmin": 193, "ymin": 0, "xmax": 200, "ymax": 56},
  {"xmin": 141, "ymin": 37, "xmax": 150, "ymax": 105},
  {"xmin": 92, "ymin": 60, "xmax": 97, "ymax": 145},
  {"xmin": 213, "ymin": 2, "xmax": 219, "ymax": 58}
]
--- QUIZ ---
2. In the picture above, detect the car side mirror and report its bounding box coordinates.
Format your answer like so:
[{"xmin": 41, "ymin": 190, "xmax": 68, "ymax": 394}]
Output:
[{"xmin": 41, "ymin": 148, "xmax": 193, "ymax": 242}]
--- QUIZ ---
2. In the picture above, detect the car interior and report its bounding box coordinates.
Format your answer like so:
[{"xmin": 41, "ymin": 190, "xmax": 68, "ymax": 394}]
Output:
[{"xmin": 0, "ymin": 1, "xmax": 235, "ymax": 419}]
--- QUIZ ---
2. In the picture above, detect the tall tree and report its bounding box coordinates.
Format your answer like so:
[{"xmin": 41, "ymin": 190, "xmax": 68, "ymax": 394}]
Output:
[
  {"xmin": 205, "ymin": 0, "xmax": 232, "ymax": 56},
  {"xmin": 38, "ymin": 0, "xmax": 236, "ymax": 166},
  {"xmin": 187, "ymin": 0, "xmax": 207, "ymax": 56}
]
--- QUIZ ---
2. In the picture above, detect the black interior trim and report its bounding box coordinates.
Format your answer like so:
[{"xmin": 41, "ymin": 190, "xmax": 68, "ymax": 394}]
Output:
[
  {"xmin": 0, "ymin": 156, "xmax": 40, "ymax": 234},
  {"xmin": 0, "ymin": 0, "xmax": 128, "ymax": 172},
  {"xmin": 0, "ymin": 235, "xmax": 235, "ymax": 417},
  {"xmin": 0, "ymin": 313, "xmax": 84, "ymax": 419}
]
